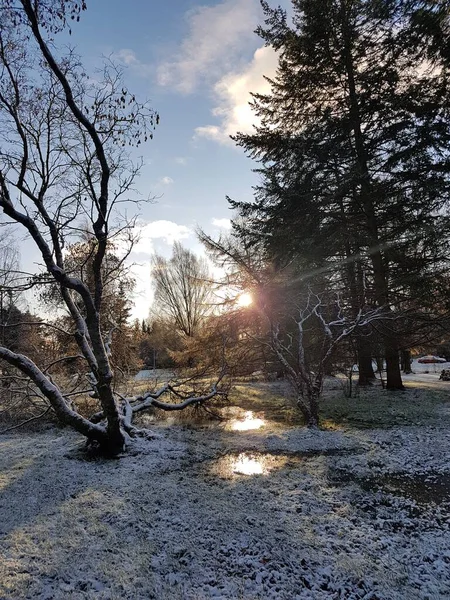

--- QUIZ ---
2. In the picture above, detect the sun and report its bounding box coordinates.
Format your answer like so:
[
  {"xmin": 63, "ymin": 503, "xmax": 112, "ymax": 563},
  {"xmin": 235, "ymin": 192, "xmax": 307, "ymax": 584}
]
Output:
[{"xmin": 236, "ymin": 292, "xmax": 253, "ymax": 307}]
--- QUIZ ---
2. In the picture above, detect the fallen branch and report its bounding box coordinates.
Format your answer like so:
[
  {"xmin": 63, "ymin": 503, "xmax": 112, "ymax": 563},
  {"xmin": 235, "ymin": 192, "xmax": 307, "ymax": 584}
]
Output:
[
  {"xmin": 132, "ymin": 384, "xmax": 223, "ymax": 413},
  {"xmin": 89, "ymin": 374, "xmax": 227, "ymax": 428}
]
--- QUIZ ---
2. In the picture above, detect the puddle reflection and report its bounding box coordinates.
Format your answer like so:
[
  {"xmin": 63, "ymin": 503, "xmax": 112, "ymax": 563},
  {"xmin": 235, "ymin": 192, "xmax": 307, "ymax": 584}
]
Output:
[
  {"xmin": 229, "ymin": 410, "xmax": 265, "ymax": 431},
  {"xmin": 233, "ymin": 454, "xmax": 264, "ymax": 474},
  {"xmin": 213, "ymin": 452, "xmax": 287, "ymax": 478}
]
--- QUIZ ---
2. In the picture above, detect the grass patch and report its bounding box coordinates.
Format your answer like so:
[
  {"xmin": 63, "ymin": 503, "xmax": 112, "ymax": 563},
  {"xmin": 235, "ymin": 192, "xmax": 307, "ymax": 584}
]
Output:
[
  {"xmin": 322, "ymin": 384, "xmax": 450, "ymax": 428},
  {"xmin": 227, "ymin": 379, "xmax": 450, "ymax": 430},
  {"xmin": 229, "ymin": 382, "xmax": 304, "ymax": 426}
]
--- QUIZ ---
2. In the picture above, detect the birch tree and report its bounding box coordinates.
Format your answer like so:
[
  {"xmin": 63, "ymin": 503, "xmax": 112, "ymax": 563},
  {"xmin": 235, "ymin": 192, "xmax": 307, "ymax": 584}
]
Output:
[{"xmin": 267, "ymin": 289, "xmax": 386, "ymax": 427}]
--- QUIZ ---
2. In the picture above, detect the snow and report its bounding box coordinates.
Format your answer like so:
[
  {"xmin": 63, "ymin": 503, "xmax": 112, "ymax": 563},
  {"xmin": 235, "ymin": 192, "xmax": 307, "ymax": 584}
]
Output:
[
  {"xmin": 351, "ymin": 359, "xmax": 450, "ymax": 376},
  {"xmin": 409, "ymin": 359, "xmax": 450, "ymax": 374},
  {"xmin": 1, "ymin": 378, "xmax": 450, "ymax": 599},
  {"xmin": 134, "ymin": 369, "xmax": 175, "ymax": 381}
]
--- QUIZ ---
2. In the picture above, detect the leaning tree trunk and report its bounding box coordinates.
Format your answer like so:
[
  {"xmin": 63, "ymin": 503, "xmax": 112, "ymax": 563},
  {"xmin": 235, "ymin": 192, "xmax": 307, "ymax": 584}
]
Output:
[{"xmin": 87, "ymin": 322, "xmax": 125, "ymax": 454}]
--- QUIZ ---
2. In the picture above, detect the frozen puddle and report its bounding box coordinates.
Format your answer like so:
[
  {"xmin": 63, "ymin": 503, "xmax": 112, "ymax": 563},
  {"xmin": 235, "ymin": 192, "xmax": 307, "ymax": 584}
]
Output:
[{"xmin": 212, "ymin": 452, "xmax": 288, "ymax": 478}]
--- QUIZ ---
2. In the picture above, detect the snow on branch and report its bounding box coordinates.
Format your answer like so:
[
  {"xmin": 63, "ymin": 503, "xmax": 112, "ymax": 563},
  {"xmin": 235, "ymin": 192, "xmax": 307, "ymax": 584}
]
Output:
[{"xmin": 264, "ymin": 286, "xmax": 390, "ymax": 427}]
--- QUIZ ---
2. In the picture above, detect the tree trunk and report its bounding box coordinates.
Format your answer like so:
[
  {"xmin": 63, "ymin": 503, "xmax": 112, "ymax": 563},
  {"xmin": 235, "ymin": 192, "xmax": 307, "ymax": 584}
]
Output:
[
  {"xmin": 305, "ymin": 410, "xmax": 319, "ymax": 428},
  {"xmin": 341, "ymin": 10, "xmax": 404, "ymax": 391},
  {"xmin": 357, "ymin": 341, "xmax": 376, "ymax": 385},
  {"xmin": 296, "ymin": 393, "xmax": 319, "ymax": 429},
  {"xmin": 401, "ymin": 349, "xmax": 412, "ymax": 374},
  {"xmin": 386, "ymin": 343, "xmax": 404, "ymax": 390},
  {"xmin": 306, "ymin": 391, "xmax": 320, "ymax": 428},
  {"xmin": 86, "ymin": 315, "xmax": 126, "ymax": 454}
]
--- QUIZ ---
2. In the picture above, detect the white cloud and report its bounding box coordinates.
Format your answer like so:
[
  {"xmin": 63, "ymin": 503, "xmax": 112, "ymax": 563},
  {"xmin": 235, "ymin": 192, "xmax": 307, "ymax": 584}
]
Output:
[
  {"xmin": 160, "ymin": 176, "xmax": 174, "ymax": 185},
  {"xmin": 115, "ymin": 48, "xmax": 153, "ymax": 77},
  {"xmin": 116, "ymin": 48, "xmax": 139, "ymax": 66},
  {"xmin": 116, "ymin": 220, "xmax": 191, "ymax": 320},
  {"xmin": 114, "ymin": 219, "xmax": 191, "ymax": 258},
  {"xmin": 174, "ymin": 157, "xmax": 188, "ymax": 165},
  {"xmin": 194, "ymin": 125, "xmax": 224, "ymax": 143},
  {"xmin": 212, "ymin": 217, "xmax": 232, "ymax": 229},
  {"xmin": 157, "ymin": 0, "xmax": 261, "ymax": 93},
  {"xmin": 195, "ymin": 45, "xmax": 278, "ymax": 145},
  {"xmin": 129, "ymin": 261, "xmax": 153, "ymax": 321},
  {"xmin": 132, "ymin": 220, "xmax": 191, "ymax": 255}
]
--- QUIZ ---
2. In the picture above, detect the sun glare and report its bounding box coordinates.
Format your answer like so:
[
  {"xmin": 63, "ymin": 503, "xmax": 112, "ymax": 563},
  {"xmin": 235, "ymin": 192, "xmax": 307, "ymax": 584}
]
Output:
[
  {"xmin": 237, "ymin": 292, "xmax": 253, "ymax": 307},
  {"xmin": 230, "ymin": 411, "xmax": 265, "ymax": 431},
  {"xmin": 232, "ymin": 454, "xmax": 264, "ymax": 475}
]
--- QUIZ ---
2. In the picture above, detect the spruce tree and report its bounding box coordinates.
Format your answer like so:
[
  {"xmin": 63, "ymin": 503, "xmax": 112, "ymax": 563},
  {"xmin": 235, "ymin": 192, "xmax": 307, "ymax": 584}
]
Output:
[{"xmin": 230, "ymin": 0, "xmax": 450, "ymax": 389}]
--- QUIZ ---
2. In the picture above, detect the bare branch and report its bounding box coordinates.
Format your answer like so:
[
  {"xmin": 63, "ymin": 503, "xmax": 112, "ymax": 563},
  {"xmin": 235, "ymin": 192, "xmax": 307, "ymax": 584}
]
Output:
[{"xmin": 0, "ymin": 406, "xmax": 52, "ymax": 434}]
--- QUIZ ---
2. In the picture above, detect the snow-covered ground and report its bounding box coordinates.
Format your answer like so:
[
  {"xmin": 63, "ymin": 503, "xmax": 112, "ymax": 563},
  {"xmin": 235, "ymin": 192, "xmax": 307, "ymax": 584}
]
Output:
[
  {"xmin": 409, "ymin": 358, "xmax": 449, "ymax": 374},
  {"xmin": 1, "ymin": 380, "xmax": 450, "ymax": 599},
  {"xmin": 401, "ymin": 360, "xmax": 450, "ymax": 389},
  {"xmin": 134, "ymin": 368, "xmax": 175, "ymax": 381},
  {"xmin": 352, "ymin": 358, "xmax": 449, "ymax": 376}
]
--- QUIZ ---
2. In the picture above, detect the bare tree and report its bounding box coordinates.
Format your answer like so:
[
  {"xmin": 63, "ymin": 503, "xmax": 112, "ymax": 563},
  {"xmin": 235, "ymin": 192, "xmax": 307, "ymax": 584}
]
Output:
[
  {"xmin": 200, "ymin": 229, "xmax": 387, "ymax": 426},
  {"xmin": 151, "ymin": 242, "xmax": 213, "ymax": 338},
  {"xmin": 0, "ymin": 230, "xmax": 21, "ymax": 345},
  {"xmin": 0, "ymin": 1, "xmax": 222, "ymax": 454},
  {"xmin": 266, "ymin": 289, "xmax": 386, "ymax": 427},
  {"xmin": 39, "ymin": 234, "xmax": 140, "ymax": 378}
]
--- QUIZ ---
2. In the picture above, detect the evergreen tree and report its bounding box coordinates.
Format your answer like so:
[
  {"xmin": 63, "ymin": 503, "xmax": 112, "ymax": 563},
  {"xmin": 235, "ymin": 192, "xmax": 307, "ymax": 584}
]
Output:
[{"xmin": 230, "ymin": 0, "xmax": 450, "ymax": 389}]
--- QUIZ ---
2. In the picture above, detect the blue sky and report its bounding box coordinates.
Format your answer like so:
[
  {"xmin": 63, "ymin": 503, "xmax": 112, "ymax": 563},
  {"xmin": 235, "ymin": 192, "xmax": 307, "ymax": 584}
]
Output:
[{"xmin": 23, "ymin": 0, "xmax": 287, "ymax": 318}]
